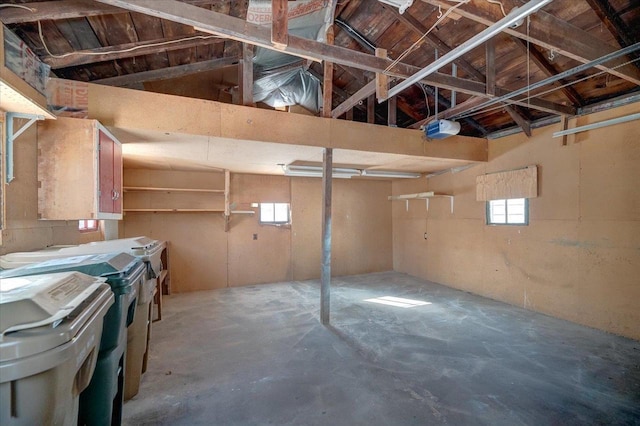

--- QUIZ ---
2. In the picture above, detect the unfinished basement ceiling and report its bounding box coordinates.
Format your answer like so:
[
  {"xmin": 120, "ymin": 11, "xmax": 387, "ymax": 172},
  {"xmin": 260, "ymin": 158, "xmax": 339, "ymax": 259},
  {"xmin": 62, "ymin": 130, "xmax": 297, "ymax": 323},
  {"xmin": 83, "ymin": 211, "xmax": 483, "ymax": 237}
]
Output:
[{"xmin": 1, "ymin": 0, "xmax": 639, "ymax": 139}]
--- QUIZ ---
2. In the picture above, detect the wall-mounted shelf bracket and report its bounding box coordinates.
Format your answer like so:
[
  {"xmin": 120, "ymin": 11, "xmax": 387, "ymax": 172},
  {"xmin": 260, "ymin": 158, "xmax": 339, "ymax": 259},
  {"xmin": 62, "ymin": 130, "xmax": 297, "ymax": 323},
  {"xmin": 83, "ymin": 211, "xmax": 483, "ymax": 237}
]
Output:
[
  {"xmin": 5, "ymin": 112, "xmax": 45, "ymax": 183},
  {"xmin": 389, "ymin": 191, "xmax": 454, "ymax": 214}
]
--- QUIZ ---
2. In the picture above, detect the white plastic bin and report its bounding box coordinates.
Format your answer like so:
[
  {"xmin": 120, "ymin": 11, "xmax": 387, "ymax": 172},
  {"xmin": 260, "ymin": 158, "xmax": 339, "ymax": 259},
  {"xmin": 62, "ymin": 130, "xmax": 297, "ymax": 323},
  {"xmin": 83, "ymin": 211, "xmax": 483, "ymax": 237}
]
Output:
[
  {"xmin": 0, "ymin": 272, "xmax": 114, "ymax": 426},
  {"xmin": 0, "ymin": 237, "xmax": 166, "ymax": 400}
]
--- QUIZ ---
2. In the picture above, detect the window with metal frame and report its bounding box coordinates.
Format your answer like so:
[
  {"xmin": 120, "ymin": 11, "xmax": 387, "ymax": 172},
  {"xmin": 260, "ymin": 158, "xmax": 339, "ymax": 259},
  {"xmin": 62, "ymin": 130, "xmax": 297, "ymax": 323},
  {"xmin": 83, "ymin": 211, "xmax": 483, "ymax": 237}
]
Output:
[
  {"xmin": 486, "ymin": 198, "xmax": 528, "ymax": 225},
  {"xmin": 259, "ymin": 203, "xmax": 290, "ymax": 225},
  {"xmin": 78, "ymin": 219, "xmax": 99, "ymax": 232}
]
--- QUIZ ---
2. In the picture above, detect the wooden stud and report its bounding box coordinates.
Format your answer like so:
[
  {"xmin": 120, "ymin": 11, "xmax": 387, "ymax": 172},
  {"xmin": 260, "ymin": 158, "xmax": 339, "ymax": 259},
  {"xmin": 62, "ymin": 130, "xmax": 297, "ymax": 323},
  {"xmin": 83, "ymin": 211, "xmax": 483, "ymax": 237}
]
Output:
[
  {"xmin": 375, "ymin": 48, "xmax": 389, "ymax": 101},
  {"xmin": 322, "ymin": 26, "xmax": 334, "ymax": 118},
  {"xmin": 271, "ymin": 0, "xmax": 288, "ymax": 49},
  {"xmin": 388, "ymin": 95, "xmax": 397, "ymax": 127},
  {"xmin": 224, "ymin": 169, "xmax": 230, "ymax": 232},
  {"xmin": 346, "ymin": 108, "xmax": 353, "ymax": 121},
  {"xmin": 485, "ymin": 37, "xmax": 496, "ymax": 97},
  {"xmin": 239, "ymin": 43, "xmax": 254, "ymax": 106},
  {"xmin": 367, "ymin": 94, "xmax": 375, "ymax": 124}
]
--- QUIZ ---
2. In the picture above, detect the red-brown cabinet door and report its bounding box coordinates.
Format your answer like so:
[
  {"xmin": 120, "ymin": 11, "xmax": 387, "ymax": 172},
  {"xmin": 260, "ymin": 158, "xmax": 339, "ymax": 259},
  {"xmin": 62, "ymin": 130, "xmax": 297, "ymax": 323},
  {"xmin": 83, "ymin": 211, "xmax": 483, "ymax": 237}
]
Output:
[{"xmin": 99, "ymin": 131, "xmax": 115, "ymax": 213}]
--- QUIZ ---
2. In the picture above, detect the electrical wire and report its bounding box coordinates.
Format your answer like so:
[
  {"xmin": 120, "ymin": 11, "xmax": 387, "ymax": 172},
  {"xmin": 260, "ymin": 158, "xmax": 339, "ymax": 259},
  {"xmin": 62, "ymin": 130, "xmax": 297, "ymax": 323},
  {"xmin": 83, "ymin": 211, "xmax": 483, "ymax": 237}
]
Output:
[
  {"xmin": 417, "ymin": 83, "xmax": 431, "ymax": 120},
  {"xmin": 485, "ymin": 0, "xmax": 507, "ymax": 17}
]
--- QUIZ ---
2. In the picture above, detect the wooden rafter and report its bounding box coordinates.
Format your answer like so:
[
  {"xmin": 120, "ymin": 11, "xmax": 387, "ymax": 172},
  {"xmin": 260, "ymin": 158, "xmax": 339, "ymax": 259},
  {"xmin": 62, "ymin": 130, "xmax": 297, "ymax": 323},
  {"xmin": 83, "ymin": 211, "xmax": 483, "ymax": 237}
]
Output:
[
  {"xmin": 94, "ymin": 0, "xmax": 574, "ymax": 116},
  {"xmin": 420, "ymin": 0, "xmax": 640, "ymax": 86},
  {"xmin": 510, "ymin": 37, "xmax": 585, "ymax": 106},
  {"xmin": 0, "ymin": 0, "xmax": 221, "ymax": 23},
  {"xmin": 92, "ymin": 56, "xmax": 238, "ymax": 86},
  {"xmin": 584, "ymin": 0, "xmax": 640, "ymax": 69},
  {"xmin": 43, "ymin": 35, "xmax": 226, "ymax": 69}
]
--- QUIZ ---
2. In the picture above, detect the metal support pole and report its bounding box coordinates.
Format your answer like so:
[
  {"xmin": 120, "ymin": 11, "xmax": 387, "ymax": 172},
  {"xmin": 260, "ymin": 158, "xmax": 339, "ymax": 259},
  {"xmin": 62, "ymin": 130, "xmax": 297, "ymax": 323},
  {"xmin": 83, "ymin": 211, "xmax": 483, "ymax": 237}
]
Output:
[{"xmin": 320, "ymin": 147, "xmax": 333, "ymax": 325}]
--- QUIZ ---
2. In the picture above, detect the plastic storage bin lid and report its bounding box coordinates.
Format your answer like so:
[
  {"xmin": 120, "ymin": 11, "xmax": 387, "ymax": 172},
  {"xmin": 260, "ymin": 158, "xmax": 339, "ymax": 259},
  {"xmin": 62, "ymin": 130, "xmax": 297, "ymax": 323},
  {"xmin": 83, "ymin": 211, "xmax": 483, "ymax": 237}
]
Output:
[
  {"xmin": 0, "ymin": 272, "xmax": 114, "ymax": 361},
  {"xmin": 0, "ymin": 237, "xmax": 165, "ymax": 270},
  {"xmin": 0, "ymin": 253, "xmax": 142, "ymax": 290}
]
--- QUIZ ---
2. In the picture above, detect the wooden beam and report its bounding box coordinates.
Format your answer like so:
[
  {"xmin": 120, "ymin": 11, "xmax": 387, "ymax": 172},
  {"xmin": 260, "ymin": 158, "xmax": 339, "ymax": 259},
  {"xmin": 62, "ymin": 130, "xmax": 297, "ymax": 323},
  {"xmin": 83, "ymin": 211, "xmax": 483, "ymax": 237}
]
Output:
[
  {"xmin": 322, "ymin": 26, "xmax": 334, "ymax": 118},
  {"xmin": 239, "ymin": 43, "xmax": 254, "ymax": 106},
  {"xmin": 43, "ymin": 35, "xmax": 226, "ymax": 69},
  {"xmin": 510, "ymin": 37, "xmax": 585, "ymax": 106},
  {"xmin": 421, "ymin": 0, "xmax": 640, "ymax": 86},
  {"xmin": 375, "ymin": 48, "xmax": 389, "ymax": 101},
  {"xmin": 95, "ymin": 0, "xmax": 573, "ymax": 115},
  {"xmin": 388, "ymin": 96, "xmax": 397, "ymax": 126},
  {"xmin": 0, "ymin": 0, "xmax": 124, "ymax": 24},
  {"xmin": 332, "ymin": 80, "xmax": 376, "ymax": 118},
  {"xmin": 271, "ymin": 0, "xmax": 288, "ymax": 48},
  {"xmin": 504, "ymin": 105, "xmax": 532, "ymax": 137},
  {"xmin": 367, "ymin": 94, "xmax": 375, "ymax": 123},
  {"xmin": 92, "ymin": 56, "xmax": 238, "ymax": 86},
  {"xmin": 320, "ymin": 147, "xmax": 332, "ymax": 325},
  {"xmin": 485, "ymin": 37, "xmax": 496, "ymax": 96}
]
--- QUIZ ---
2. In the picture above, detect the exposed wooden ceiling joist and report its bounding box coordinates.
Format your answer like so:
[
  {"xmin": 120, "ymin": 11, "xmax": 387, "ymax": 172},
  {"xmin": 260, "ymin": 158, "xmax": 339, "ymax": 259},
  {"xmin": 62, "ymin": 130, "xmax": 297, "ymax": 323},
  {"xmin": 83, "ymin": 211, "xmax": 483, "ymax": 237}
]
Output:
[
  {"xmin": 0, "ymin": 0, "xmax": 219, "ymax": 23},
  {"xmin": 44, "ymin": 34, "xmax": 227, "ymax": 69},
  {"xmin": 93, "ymin": 56, "xmax": 238, "ymax": 87},
  {"xmin": 420, "ymin": 0, "xmax": 640, "ymax": 86},
  {"xmin": 0, "ymin": 0, "xmax": 125, "ymax": 24},
  {"xmin": 510, "ymin": 37, "xmax": 585, "ymax": 106},
  {"xmin": 584, "ymin": 0, "xmax": 640, "ymax": 70},
  {"xmin": 94, "ymin": 0, "xmax": 574, "ymax": 116}
]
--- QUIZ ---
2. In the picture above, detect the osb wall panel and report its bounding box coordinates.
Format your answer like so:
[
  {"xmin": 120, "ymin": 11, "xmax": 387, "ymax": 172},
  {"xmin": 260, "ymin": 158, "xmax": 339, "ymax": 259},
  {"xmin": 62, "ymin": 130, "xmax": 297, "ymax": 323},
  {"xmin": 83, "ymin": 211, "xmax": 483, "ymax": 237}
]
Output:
[
  {"xmin": 123, "ymin": 212, "xmax": 228, "ymax": 292},
  {"xmin": 291, "ymin": 178, "xmax": 393, "ymax": 281},
  {"xmin": 392, "ymin": 102, "xmax": 640, "ymax": 341},
  {"xmin": 1, "ymin": 124, "xmax": 102, "ymax": 255},
  {"xmin": 228, "ymin": 174, "xmax": 292, "ymax": 287},
  {"xmin": 122, "ymin": 170, "xmax": 393, "ymax": 290},
  {"xmin": 122, "ymin": 169, "xmax": 228, "ymax": 292}
]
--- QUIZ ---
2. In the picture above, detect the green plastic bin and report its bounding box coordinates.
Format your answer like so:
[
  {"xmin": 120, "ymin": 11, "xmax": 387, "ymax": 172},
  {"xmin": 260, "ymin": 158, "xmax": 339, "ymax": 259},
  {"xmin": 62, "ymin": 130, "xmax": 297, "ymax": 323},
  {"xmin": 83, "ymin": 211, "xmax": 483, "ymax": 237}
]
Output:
[{"xmin": 1, "ymin": 253, "xmax": 145, "ymax": 426}]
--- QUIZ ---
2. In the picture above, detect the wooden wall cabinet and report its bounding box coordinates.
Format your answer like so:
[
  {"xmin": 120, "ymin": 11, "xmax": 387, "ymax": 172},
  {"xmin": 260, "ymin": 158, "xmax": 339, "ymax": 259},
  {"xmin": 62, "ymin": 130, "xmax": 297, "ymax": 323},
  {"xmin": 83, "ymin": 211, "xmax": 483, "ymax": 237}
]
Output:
[{"xmin": 38, "ymin": 117, "xmax": 123, "ymax": 220}]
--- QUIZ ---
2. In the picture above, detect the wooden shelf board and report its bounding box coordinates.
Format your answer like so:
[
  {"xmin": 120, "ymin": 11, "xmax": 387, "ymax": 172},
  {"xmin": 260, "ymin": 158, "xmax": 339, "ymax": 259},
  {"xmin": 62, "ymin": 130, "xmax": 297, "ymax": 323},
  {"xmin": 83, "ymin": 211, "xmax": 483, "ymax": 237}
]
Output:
[
  {"xmin": 124, "ymin": 186, "xmax": 224, "ymax": 193},
  {"xmin": 124, "ymin": 208, "xmax": 225, "ymax": 212}
]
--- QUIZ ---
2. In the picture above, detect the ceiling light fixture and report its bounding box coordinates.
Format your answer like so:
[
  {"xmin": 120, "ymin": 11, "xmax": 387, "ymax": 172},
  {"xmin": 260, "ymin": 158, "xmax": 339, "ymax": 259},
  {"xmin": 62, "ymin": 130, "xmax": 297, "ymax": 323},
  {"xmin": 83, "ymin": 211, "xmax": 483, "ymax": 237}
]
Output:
[
  {"xmin": 283, "ymin": 164, "xmax": 361, "ymax": 179},
  {"xmin": 361, "ymin": 170, "xmax": 421, "ymax": 178},
  {"xmin": 384, "ymin": 0, "xmax": 553, "ymax": 101}
]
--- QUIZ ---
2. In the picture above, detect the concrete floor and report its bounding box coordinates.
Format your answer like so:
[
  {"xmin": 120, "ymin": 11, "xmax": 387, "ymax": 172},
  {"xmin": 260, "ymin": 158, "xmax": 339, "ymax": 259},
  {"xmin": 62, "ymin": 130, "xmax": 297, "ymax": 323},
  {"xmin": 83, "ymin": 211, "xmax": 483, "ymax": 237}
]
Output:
[{"xmin": 124, "ymin": 272, "xmax": 640, "ymax": 425}]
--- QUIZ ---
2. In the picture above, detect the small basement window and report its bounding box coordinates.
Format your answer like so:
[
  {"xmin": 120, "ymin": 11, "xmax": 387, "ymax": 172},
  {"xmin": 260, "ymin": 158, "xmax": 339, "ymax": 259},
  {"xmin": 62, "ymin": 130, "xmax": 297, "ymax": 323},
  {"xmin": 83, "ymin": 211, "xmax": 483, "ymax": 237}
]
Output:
[
  {"xmin": 487, "ymin": 198, "xmax": 528, "ymax": 225},
  {"xmin": 260, "ymin": 203, "xmax": 290, "ymax": 225},
  {"xmin": 78, "ymin": 219, "xmax": 99, "ymax": 232}
]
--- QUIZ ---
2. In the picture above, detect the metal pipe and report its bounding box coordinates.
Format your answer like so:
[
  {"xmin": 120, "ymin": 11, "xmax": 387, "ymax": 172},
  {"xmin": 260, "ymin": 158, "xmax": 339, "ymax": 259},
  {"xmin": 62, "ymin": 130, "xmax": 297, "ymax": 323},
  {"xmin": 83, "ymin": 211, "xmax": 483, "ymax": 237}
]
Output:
[
  {"xmin": 552, "ymin": 112, "xmax": 640, "ymax": 137},
  {"xmin": 385, "ymin": 0, "xmax": 553, "ymax": 100}
]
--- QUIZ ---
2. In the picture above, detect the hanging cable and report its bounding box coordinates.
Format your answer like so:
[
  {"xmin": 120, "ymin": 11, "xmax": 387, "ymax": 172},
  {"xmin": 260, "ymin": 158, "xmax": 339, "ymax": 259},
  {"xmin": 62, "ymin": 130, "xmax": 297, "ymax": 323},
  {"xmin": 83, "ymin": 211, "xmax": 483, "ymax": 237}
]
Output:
[{"xmin": 384, "ymin": 0, "xmax": 469, "ymax": 73}]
